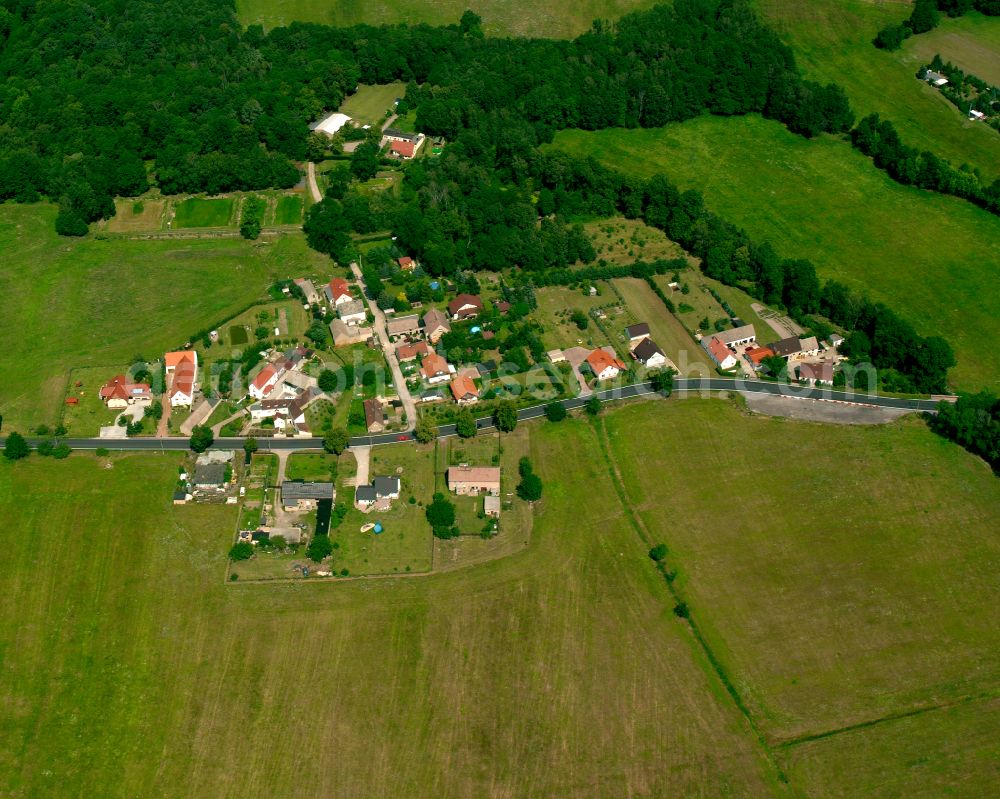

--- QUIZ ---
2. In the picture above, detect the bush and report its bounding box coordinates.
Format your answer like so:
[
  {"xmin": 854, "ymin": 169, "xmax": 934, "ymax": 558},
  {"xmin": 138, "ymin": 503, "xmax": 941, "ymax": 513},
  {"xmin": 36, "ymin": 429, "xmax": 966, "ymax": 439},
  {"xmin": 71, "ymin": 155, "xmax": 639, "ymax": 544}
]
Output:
[
  {"xmin": 3, "ymin": 432, "xmax": 29, "ymax": 461},
  {"xmin": 649, "ymin": 543, "xmax": 668, "ymax": 562},
  {"xmin": 673, "ymin": 602, "xmax": 689, "ymax": 619},
  {"xmin": 544, "ymin": 402, "xmax": 567, "ymax": 422},
  {"xmin": 229, "ymin": 541, "xmax": 254, "ymax": 561},
  {"xmin": 36, "ymin": 440, "xmax": 55, "ymax": 457},
  {"xmin": 306, "ymin": 534, "xmax": 333, "ymax": 563},
  {"xmin": 95, "ymin": 447, "xmax": 110, "ymax": 457},
  {"xmin": 52, "ymin": 444, "xmax": 72, "ymax": 459},
  {"xmin": 585, "ymin": 395, "xmax": 602, "ymax": 416}
]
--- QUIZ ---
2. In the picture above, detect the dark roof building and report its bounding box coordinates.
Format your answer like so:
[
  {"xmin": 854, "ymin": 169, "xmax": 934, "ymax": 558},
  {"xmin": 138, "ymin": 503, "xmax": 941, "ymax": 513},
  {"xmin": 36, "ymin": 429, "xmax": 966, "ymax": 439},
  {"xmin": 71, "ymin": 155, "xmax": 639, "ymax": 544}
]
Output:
[
  {"xmin": 632, "ymin": 337, "xmax": 665, "ymax": 364},
  {"xmin": 625, "ymin": 322, "xmax": 650, "ymax": 340},
  {"xmin": 373, "ymin": 476, "xmax": 400, "ymax": 496},
  {"xmin": 281, "ymin": 482, "xmax": 335, "ymax": 505},
  {"xmin": 771, "ymin": 337, "xmax": 803, "ymax": 359},
  {"xmin": 193, "ymin": 463, "xmax": 227, "ymax": 488}
]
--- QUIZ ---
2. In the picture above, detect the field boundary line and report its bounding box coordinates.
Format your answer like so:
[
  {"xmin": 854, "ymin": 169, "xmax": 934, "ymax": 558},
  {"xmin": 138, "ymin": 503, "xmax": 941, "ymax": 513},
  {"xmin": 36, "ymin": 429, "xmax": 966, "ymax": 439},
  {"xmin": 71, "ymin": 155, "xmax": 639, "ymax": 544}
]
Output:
[
  {"xmin": 592, "ymin": 416, "xmax": 793, "ymax": 791},
  {"xmin": 775, "ymin": 689, "xmax": 1000, "ymax": 749}
]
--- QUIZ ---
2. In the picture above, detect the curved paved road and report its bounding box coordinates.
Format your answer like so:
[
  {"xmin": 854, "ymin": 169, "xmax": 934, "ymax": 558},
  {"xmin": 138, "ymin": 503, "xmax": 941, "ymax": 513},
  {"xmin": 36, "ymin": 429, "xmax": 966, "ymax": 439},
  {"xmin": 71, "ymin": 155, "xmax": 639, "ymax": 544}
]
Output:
[{"xmin": 2, "ymin": 379, "xmax": 949, "ymax": 453}]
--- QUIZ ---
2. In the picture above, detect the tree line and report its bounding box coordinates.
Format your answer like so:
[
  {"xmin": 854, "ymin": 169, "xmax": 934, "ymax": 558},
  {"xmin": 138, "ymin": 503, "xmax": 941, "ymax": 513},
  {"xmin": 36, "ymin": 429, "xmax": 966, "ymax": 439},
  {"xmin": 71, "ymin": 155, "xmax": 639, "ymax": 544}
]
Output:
[{"xmin": 875, "ymin": 0, "xmax": 999, "ymax": 51}]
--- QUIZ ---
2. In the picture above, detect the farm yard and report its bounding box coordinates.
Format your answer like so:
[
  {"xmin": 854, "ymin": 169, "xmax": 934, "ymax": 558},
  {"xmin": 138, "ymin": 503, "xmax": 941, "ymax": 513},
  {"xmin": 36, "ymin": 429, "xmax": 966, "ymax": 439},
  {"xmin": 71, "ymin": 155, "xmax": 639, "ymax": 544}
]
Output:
[
  {"xmin": 5, "ymin": 400, "xmax": 998, "ymax": 797},
  {"xmin": 554, "ymin": 115, "xmax": 1000, "ymax": 391}
]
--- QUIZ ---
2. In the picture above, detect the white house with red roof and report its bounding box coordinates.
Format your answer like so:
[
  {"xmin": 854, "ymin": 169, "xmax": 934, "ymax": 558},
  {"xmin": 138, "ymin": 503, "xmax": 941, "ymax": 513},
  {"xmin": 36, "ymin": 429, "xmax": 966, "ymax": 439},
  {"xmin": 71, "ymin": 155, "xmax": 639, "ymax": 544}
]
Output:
[
  {"xmin": 164, "ymin": 351, "xmax": 198, "ymax": 408},
  {"xmin": 585, "ymin": 348, "xmax": 626, "ymax": 381},
  {"xmin": 249, "ymin": 362, "xmax": 286, "ymax": 400},
  {"xmin": 99, "ymin": 375, "xmax": 152, "ymax": 409},
  {"xmin": 324, "ymin": 277, "xmax": 352, "ymax": 306},
  {"xmin": 702, "ymin": 336, "xmax": 738, "ymax": 370},
  {"xmin": 421, "ymin": 352, "xmax": 453, "ymax": 384}
]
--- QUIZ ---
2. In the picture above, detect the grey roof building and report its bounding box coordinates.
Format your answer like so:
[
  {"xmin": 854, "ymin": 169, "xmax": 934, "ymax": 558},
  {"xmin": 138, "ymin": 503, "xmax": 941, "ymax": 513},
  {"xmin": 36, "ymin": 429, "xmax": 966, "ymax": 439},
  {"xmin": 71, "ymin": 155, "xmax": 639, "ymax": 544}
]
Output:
[
  {"xmin": 771, "ymin": 336, "xmax": 803, "ymax": 358},
  {"xmin": 281, "ymin": 481, "xmax": 335, "ymax": 507},
  {"xmin": 193, "ymin": 463, "xmax": 227, "ymax": 488}
]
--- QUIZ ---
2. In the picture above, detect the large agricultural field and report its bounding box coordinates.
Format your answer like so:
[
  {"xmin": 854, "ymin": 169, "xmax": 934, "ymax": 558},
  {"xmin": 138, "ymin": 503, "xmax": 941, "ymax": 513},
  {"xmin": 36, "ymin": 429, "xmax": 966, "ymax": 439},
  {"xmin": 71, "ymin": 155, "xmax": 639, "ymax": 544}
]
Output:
[
  {"xmin": 554, "ymin": 116, "xmax": 1000, "ymax": 391},
  {"xmin": 900, "ymin": 11, "xmax": 1000, "ymax": 85},
  {"xmin": 0, "ymin": 204, "xmax": 329, "ymax": 431},
  {"xmin": 235, "ymin": 0, "xmax": 656, "ymax": 38},
  {"xmin": 758, "ymin": 0, "xmax": 1000, "ymax": 180},
  {"xmin": 4, "ymin": 399, "xmax": 999, "ymax": 796}
]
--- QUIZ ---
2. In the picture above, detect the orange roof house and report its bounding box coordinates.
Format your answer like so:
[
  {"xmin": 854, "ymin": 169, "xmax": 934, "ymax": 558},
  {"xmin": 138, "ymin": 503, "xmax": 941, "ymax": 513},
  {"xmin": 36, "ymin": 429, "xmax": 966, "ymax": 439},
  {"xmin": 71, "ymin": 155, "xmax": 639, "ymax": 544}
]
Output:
[
  {"xmin": 390, "ymin": 140, "xmax": 416, "ymax": 159},
  {"xmin": 421, "ymin": 352, "xmax": 451, "ymax": 383},
  {"xmin": 450, "ymin": 375, "xmax": 480, "ymax": 404},
  {"xmin": 746, "ymin": 346, "xmax": 774, "ymax": 366},
  {"xmin": 585, "ymin": 348, "xmax": 626, "ymax": 381}
]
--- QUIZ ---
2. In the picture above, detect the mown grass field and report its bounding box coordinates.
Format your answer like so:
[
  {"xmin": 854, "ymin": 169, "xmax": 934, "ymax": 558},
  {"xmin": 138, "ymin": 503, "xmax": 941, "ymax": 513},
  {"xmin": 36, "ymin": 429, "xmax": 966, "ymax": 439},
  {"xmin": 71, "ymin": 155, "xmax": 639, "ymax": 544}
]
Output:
[
  {"xmin": 0, "ymin": 204, "xmax": 329, "ymax": 431},
  {"xmin": 604, "ymin": 398, "xmax": 1000, "ymax": 794},
  {"xmin": 1, "ymin": 417, "xmax": 787, "ymax": 798},
  {"xmin": 758, "ymin": 0, "xmax": 1000, "ymax": 179},
  {"xmin": 172, "ymin": 197, "xmax": 234, "ymax": 228},
  {"xmin": 236, "ymin": 0, "xmax": 656, "ymax": 38},
  {"xmin": 339, "ymin": 82, "xmax": 406, "ymax": 126},
  {"xmin": 554, "ymin": 116, "xmax": 1000, "ymax": 390}
]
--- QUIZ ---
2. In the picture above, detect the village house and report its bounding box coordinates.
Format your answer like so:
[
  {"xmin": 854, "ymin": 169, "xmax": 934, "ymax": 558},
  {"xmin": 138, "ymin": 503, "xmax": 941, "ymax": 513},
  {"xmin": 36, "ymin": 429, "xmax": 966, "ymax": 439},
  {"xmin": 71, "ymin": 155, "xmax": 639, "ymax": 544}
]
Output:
[
  {"xmin": 547, "ymin": 349, "xmax": 566, "ymax": 364},
  {"xmin": 338, "ymin": 299, "xmax": 367, "ymax": 326},
  {"xmin": 798, "ymin": 336, "xmax": 820, "ymax": 358},
  {"xmin": 281, "ymin": 481, "xmax": 335, "ymax": 511},
  {"xmin": 386, "ymin": 313, "xmax": 421, "ymax": 340},
  {"xmin": 99, "ymin": 375, "xmax": 151, "ymax": 409},
  {"xmin": 447, "ymin": 294, "xmax": 483, "ymax": 320},
  {"xmin": 396, "ymin": 340, "xmax": 430, "ymax": 362},
  {"xmin": 713, "ymin": 324, "xmax": 756, "ymax": 348},
  {"xmin": 422, "ymin": 308, "xmax": 451, "ymax": 343},
  {"xmin": 447, "ymin": 466, "xmax": 501, "ymax": 495},
  {"xmin": 631, "ymin": 338, "xmax": 667, "ymax": 369},
  {"xmin": 625, "ymin": 322, "xmax": 650, "ymax": 343},
  {"xmin": 293, "ymin": 278, "xmax": 321, "ymax": 306},
  {"xmin": 703, "ymin": 337, "xmax": 738, "ymax": 370},
  {"xmin": 382, "ymin": 129, "xmax": 424, "ymax": 159},
  {"xmin": 329, "ymin": 318, "xmax": 371, "ymax": 347},
  {"xmin": 397, "ymin": 256, "xmax": 416, "ymax": 271},
  {"xmin": 249, "ymin": 395, "xmax": 311, "ymax": 434},
  {"xmin": 420, "ymin": 389, "xmax": 446, "ymax": 403},
  {"xmin": 585, "ymin": 348, "xmax": 627, "ymax": 381},
  {"xmin": 164, "ymin": 350, "xmax": 198, "ymax": 408},
  {"xmin": 828, "ymin": 334, "xmax": 845, "ymax": 349},
  {"xmin": 484, "ymin": 495, "xmax": 501, "ymax": 519},
  {"xmin": 450, "ymin": 375, "xmax": 480, "ymax": 405},
  {"xmin": 798, "ymin": 361, "xmax": 835, "ymax": 386},
  {"xmin": 355, "ymin": 476, "xmax": 401, "ymax": 509},
  {"xmin": 192, "ymin": 463, "xmax": 227, "ymax": 493},
  {"xmin": 249, "ymin": 363, "xmax": 285, "ymax": 400},
  {"xmin": 421, "ymin": 352, "xmax": 453, "ymax": 384},
  {"xmin": 745, "ymin": 346, "xmax": 774, "ymax": 369},
  {"xmin": 770, "ymin": 336, "xmax": 803, "ymax": 360},
  {"xmin": 363, "ymin": 398, "xmax": 385, "ymax": 433},
  {"xmin": 495, "ymin": 301, "xmax": 511, "ymax": 315},
  {"xmin": 324, "ymin": 277, "xmax": 353, "ymax": 306}
]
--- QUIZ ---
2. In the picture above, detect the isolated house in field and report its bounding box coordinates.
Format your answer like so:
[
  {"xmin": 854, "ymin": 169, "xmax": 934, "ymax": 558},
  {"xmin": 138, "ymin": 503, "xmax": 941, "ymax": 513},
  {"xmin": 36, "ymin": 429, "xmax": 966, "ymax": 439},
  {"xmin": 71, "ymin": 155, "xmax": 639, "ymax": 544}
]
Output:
[
  {"xmin": 625, "ymin": 322, "xmax": 650, "ymax": 343},
  {"xmin": 396, "ymin": 341, "xmax": 430, "ymax": 362},
  {"xmin": 714, "ymin": 324, "xmax": 756, "ymax": 348},
  {"xmin": 925, "ymin": 70, "xmax": 949, "ymax": 87},
  {"xmin": 164, "ymin": 350, "xmax": 198, "ymax": 408},
  {"xmin": 422, "ymin": 308, "xmax": 451, "ymax": 343},
  {"xmin": 703, "ymin": 337, "xmax": 738, "ymax": 370},
  {"xmin": 293, "ymin": 278, "xmax": 321, "ymax": 306},
  {"xmin": 338, "ymin": 299, "xmax": 366, "ymax": 326},
  {"xmin": 99, "ymin": 375, "xmax": 151, "ymax": 409},
  {"xmin": 325, "ymin": 278, "xmax": 353, "ymax": 306},
  {"xmin": 281, "ymin": 481, "xmax": 335, "ymax": 510},
  {"xmin": 798, "ymin": 361, "xmax": 834, "ymax": 386},
  {"xmin": 386, "ymin": 313, "xmax": 421, "ymax": 339},
  {"xmin": 311, "ymin": 112, "xmax": 353, "ymax": 136},
  {"xmin": 631, "ymin": 338, "xmax": 667, "ymax": 369},
  {"xmin": 421, "ymin": 352, "xmax": 452, "ymax": 384},
  {"xmin": 447, "ymin": 294, "xmax": 483, "ymax": 320},
  {"xmin": 585, "ymin": 348, "xmax": 626, "ymax": 381},
  {"xmin": 363, "ymin": 398, "xmax": 385, "ymax": 433},
  {"xmin": 249, "ymin": 363, "xmax": 284, "ymax": 400},
  {"xmin": 447, "ymin": 466, "xmax": 501, "ymax": 496},
  {"xmin": 450, "ymin": 375, "xmax": 480, "ymax": 405}
]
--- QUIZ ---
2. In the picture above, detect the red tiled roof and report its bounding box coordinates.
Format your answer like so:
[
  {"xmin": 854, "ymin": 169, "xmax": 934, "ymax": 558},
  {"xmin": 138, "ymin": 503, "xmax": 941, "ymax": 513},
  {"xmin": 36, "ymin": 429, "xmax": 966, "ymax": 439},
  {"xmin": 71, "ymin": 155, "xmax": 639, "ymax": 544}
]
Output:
[
  {"xmin": 396, "ymin": 341, "xmax": 430, "ymax": 361},
  {"xmin": 586, "ymin": 349, "xmax": 625, "ymax": 375},
  {"xmin": 746, "ymin": 346, "xmax": 773, "ymax": 365},
  {"xmin": 421, "ymin": 352, "xmax": 449, "ymax": 379},
  {"xmin": 706, "ymin": 337, "xmax": 733, "ymax": 365},
  {"xmin": 65, "ymin": 397, "xmax": 79, "ymax": 405},
  {"xmin": 448, "ymin": 294, "xmax": 483, "ymax": 316},
  {"xmin": 165, "ymin": 351, "xmax": 196, "ymax": 369},
  {"xmin": 252, "ymin": 364, "xmax": 278, "ymax": 390},
  {"xmin": 326, "ymin": 278, "xmax": 351, "ymax": 301},
  {"xmin": 391, "ymin": 140, "xmax": 416, "ymax": 158},
  {"xmin": 398, "ymin": 256, "xmax": 414, "ymax": 269},
  {"xmin": 450, "ymin": 375, "xmax": 479, "ymax": 401}
]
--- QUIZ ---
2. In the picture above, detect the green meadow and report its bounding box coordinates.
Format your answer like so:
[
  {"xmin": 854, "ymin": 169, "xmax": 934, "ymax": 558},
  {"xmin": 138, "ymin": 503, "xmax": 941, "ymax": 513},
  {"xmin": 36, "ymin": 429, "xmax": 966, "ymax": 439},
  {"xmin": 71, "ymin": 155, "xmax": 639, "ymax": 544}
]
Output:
[
  {"xmin": 554, "ymin": 116, "xmax": 1000, "ymax": 390},
  {"xmin": 172, "ymin": 197, "xmax": 235, "ymax": 228}
]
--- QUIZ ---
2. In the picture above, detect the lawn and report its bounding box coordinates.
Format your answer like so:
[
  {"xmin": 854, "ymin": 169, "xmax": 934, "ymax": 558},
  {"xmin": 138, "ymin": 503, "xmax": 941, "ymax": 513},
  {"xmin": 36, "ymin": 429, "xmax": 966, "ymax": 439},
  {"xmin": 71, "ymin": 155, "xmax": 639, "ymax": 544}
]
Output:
[
  {"xmin": 533, "ymin": 282, "xmax": 617, "ymax": 352},
  {"xmin": 171, "ymin": 197, "xmax": 235, "ymax": 228},
  {"xmin": 900, "ymin": 11, "xmax": 1000, "ymax": 86},
  {"xmin": 235, "ymin": 0, "xmax": 657, "ymax": 39},
  {"xmin": 272, "ymin": 194, "xmax": 303, "ymax": 225},
  {"xmin": 554, "ymin": 116, "xmax": 1000, "ymax": 390},
  {"xmin": 1, "ymin": 415, "xmax": 788, "ymax": 798},
  {"xmin": 603, "ymin": 398, "xmax": 1000, "ymax": 790},
  {"xmin": 285, "ymin": 452, "xmax": 338, "ymax": 482},
  {"xmin": 0, "ymin": 204, "xmax": 314, "ymax": 431},
  {"xmin": 339, "ymin": 82, "xmax": 406, "ymax": 126},
  {"xmin": 758, "ymin": 0, "xmax": 1000, "ymax": 180}
]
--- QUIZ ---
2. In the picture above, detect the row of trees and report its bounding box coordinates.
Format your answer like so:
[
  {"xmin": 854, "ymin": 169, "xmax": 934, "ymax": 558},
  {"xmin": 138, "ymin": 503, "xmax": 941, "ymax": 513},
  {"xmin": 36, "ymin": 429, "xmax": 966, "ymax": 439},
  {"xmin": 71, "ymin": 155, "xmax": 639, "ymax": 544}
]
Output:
[
  {"xmin": 875, "ymin": 0, "xmax": 999, "ymax": 51},
  {"xmin": 929, "ymin": 392, "xmax": 1000, "ymax": 470}
]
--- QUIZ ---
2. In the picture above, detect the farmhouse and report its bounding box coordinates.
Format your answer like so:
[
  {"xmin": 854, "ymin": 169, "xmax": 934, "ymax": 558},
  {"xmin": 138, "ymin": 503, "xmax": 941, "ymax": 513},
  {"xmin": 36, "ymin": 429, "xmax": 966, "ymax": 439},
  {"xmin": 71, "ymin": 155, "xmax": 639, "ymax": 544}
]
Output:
[
  {"xmin": 703, "ymin": 337, "xmax": 738, "ymax": 370},
  {"xmin": 585, "ymin": 348, "xmax": 626, "ymax": 381},
  {"xmin": 631, "ymin": 337, "xmax": 667, "ymax": 369},
  {"xmin": 281, "ymin": 481, "xmax": 335, "ymax": 511},
  {"xmin": 450, "ymin": 375, "xmax": 480, "ymax": 405},
  {"xmin": 386, "ymin": 313, "xmax": 421, "ymax": 339},
  {"xmin": 249, "ymin": 363, "xmax": 284, "ymax": 400},
  {"xmin": 421, "ymin": 352, "xmax": 453, "ymax": 384},
  {"xmin": 99, "ymin": 375, "xmax": 151, "ymax": 408},
  {"xmin": 329, "ymin": 319, "xmax": 371, "ymax": 347},
  {"xmin": 625, "ymin": 322, "xmax": 650, "ymax": 342},
  {"xmin": 925, "ymin": 70, "xmax": 949, "ymax": 87},
  {"xmin": 798, "ymin": 361, "xmax": 834, "ymax": 386},
  {"xmin": 448, "ymin": 294, "xmax": 483, "ymax": 320},
  {"xmin": 422, "ymin": 308, "xmax": 451, "ymax": 342},
  {"xmin": 770, "ymin": 336, "xmax": 803, "ymax": 359},
  {"xmin": 714, "ymin": 324, "xmax": 756, "ymax": 347},
  {"xmin": 363, "ymin": 398, "xmax": 385, "ymax": 433},
  {"xmin": 324, "ymin": 278, "xmax": 352, "ymax": 306},
  {"xmin": 293, "ymin": 278, "xmax": 321, "ymax": 306},
  {"xmin": 164, "ymin": 350, "xmax": 198, "ymax": 408},
  {"xmin": 798, "ymin": 336, "xmax": 820, "ymax": 357},
  {"xmin": 382, "ymin": 128, "xmax": 420, "ymax": 144},
  {"xmin": 355, "ymin": 476, "xmax": 401, "ymax": 509},
  {"xmin": 396, "ymin": 340, "xmax": 430, "ymax": 362},
  {"xmin": 389, "ymin": 139, "xmax": 421, "ymax": 159},
  {"xmin": 311, "ymin": 112, "xmax": 353, "ymax": 136},
  {"xmin": 338, "ymin": 299, "xmax": 367, "ymax": 326},
  {"xmin": 447, "ymin": 466, "xmax": 501, "ymax": 495}
]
